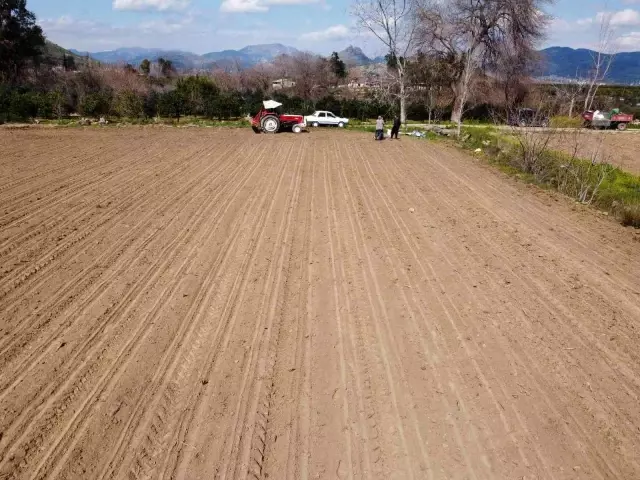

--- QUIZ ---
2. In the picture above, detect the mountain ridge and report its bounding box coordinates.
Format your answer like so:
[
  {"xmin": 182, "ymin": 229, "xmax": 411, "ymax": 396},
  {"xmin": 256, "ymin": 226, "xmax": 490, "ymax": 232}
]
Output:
[
  {"xmin": 55, "ymin": 42, "xmax": 640, "ymax": 84},
  {"xmin": 539, "ymin": 47, "xmax": 640, "ymax": 85}
]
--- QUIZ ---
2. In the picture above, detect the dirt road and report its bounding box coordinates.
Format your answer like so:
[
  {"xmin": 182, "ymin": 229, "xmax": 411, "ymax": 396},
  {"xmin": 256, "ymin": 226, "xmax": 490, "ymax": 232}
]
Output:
[{"xmin": 1, "ymin": 128, "xmax": 639, "ymax": 480}]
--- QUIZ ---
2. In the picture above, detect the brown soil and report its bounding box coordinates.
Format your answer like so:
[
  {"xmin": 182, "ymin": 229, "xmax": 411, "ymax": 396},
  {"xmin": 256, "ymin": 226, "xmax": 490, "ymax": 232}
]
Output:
[
  {"xmin": 1, "ymin": 127, "xmax": 639, "ymax": 480},
  {"xmin": 546, "ymin": 129, "xmax": 640, "ymax": 176}
]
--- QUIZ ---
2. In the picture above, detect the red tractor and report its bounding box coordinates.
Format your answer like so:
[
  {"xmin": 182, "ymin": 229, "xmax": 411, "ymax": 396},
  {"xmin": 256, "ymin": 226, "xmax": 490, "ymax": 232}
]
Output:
[
  {"xmin": 251, "ymin": 100, "xmax": 307, "ymax": 134},
  {"xmin": 582, "ymin": 109, "xmax": 634, "ymax": 130}
]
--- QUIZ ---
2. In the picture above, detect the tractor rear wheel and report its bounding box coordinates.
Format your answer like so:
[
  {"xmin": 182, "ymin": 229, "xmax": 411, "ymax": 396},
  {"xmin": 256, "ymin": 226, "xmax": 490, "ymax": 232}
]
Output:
[{"xmin": 261, "ymin": 115, "xmax": 280, "ymax": 134}]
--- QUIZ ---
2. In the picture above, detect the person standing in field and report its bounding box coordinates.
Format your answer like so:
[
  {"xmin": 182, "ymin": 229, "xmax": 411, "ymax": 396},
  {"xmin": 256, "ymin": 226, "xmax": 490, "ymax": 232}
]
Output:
[
  {"xmin": 391, "ymin": 116, "xmax": 401, "ymax": 139},
  {"xmin": 375, "ymin": 116, "xmax": 384, "ymax": 140}
]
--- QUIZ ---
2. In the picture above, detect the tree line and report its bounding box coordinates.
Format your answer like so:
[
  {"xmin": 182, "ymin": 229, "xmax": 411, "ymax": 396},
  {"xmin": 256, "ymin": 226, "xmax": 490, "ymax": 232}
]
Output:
[{"xmin": 1, "ymin": 0, "xmax": 636, "ymax": 125}]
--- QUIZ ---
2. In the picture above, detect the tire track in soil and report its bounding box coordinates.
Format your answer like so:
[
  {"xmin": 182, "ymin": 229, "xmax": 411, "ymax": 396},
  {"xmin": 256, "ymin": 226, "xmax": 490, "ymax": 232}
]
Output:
[
  {"xmin": 0, "ymin": 139, "xmax": 229, "ymax": 356},
  {"xmin": 166, "ymin": 142, "xmax": 299, "ymax": 480},
  {"xmin": 275, "ymin": 146, "xmax": 332, "ymax": 480},
  {"xmin": 400, "ymin": 142, "xmax": 640, "ymax": 434},
  {"xmin": 322, "ymin": 171, "xmax": 381, "ymax": 480},
  {"xmin": 2, "ymin": 129, "xmax": 639, "ymax": 480},
  {"xmin": 422, "ymin": 150, "xmax": 640, "ymax": 380},
  {"xmin": 17, "ymin": 145, "xmax": 266, "ymax": 480},
  {"xmin": 96, "ymin": 143, "xmax": 287, "ymax": 480},
  {"xmin": 231, "ymin": 144, "xmax": 304, "ymax": 480},
  {"xmin": 366, "ymin": 139, "xmax": 633, "ymax": 477},
  {"xmin": 406, "ymin": 147, "xmax": 640, "ymax": 476},
  {"xmin": 0, "ymin": 139, "xmax": 265, "ymax": 479},
  {"xmin": 423, "ymin": 144, "xmax": 640, "ymax": 308},
  {"xmin": 320, "ymin": 151, "xmax": 358, "ymax": 480},
  {"xmin": 349, "ymin": 144, "xmax": 548, "ymax": 478},
  {"xmin": 213, "ymin": 144, "xmax": 302, "ymax": 480},
  {"xmin": 0, "ymin": 139, "xmax": 200, "ymax": 300},
  {"xmin": 0, "ymin": 136, "xmax": 151, "ymax": 232},
  {"xmin": 332, "ymin": 143, "xmax": 434, "ymax": 479},
  {"xmin": 339, "ymin": 145, "xmax": 500, "ymax": 478},
  {"xmin": 0, "ymin": 139, "xmax": 169, "ymax": 263},
  {"xmin": 0, "ymin": 138, "xmax": 245, "ymax": 381},
  {"xmin": 278, "ymin": 154, "xmax": 315, "ymax": 480}
]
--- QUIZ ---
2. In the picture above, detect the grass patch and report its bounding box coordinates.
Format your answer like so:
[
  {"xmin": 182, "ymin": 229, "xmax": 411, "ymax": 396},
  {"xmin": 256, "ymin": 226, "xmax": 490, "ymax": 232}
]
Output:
[
  {"xmin": 27, "ymin": 116, "xmax": 252, "ymax": 128},
  {"xmin": 550, "ymin": 116, "xmax": 584, "ymax": 128},
  {"xmin": 453, "ymin": 126, "xmax": 640, "ymax": 228}
]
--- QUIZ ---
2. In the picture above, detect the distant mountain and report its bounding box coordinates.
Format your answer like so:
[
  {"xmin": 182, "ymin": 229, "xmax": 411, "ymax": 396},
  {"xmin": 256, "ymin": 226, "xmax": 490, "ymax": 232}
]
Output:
[
  {"xmin": 61, "ymin": 42, "xmax": 640, "ymax": 84},
  {"xmin": 336, "ymin": 46, "xmax": 386, "ymax": 66},
  {"xmin": 338, "ymin": 46, "xmax": 372, "ymax": 66},
  {"xmin": 540, "ymin": 47, "xmax": 640, "ymax": 85},
  {"xmin": 69, "ymin": 47, "xmax": 204, "ymax": 70},
  {"xmin": 43, "ymin": 41, "xmax": 88, "ymax": 67},
  {"xmin": 68, "ymin": 43, "xmax": 302, "ymax": 70}
]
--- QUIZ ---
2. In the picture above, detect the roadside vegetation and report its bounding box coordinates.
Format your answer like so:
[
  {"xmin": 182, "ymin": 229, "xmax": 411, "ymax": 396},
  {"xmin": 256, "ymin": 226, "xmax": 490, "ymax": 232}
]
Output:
[{"xmin": 454, "ymin": 126, "xmax": 640, "ymax": 227}]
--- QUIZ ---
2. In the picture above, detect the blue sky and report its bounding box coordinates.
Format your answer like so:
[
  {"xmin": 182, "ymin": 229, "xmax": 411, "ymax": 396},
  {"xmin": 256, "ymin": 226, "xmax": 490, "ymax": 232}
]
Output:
[{"xmin": 31, "ymin": 0, "xmax": 640, "ymax": 54}]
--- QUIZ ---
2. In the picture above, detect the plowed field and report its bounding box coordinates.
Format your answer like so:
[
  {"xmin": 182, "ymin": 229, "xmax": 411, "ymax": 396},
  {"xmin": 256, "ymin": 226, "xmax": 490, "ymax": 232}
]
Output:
[
  {"xmin": 1, "ymin": 127, "xmax": 639, "ymax": 480},
  {"xmin": 546, "ymin": 130, "xmax": 640, "ymax": 176}
]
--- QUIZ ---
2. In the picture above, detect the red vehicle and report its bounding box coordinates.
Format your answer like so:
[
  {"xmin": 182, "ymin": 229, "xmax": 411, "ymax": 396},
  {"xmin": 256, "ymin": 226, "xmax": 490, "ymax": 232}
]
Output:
[
  {"xmin": 582, "ymin": 109, "xmax": 634, "ymax": 130},
  {"xmin": 251, "ymin": 100, "xmax": 306, "ymax": 134}
]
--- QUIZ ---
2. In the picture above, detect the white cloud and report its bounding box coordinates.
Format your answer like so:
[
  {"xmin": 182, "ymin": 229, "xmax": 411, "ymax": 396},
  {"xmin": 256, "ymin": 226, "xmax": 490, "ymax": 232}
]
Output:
[
  {"xmin": 139, "ymin": 16, "xmax": 193, "ymax": 34},
  {"xmin": 606, "ymin": 9, "xmax": 640, "ymax": 27},
  {"xmin": 113, "ymin": 0, "xmax": 190, "ymax": 12},
  {"xmin": 300, "ymin": 24, "xmax": 350, "ymax": 41},
  {"xmin": 220, "ymin": 0, "xmax": 319, "ymax": 13},
  {"xmin": 615, "ymin": 31, "xmax": 640, "ymax": 49},
  {"xmin": 39, "ymin": 15, "xmax": 202, "ymax": 52},
  {"xmin": 220, "ymin": 0, "xmax": 268, "ymax": 13}
]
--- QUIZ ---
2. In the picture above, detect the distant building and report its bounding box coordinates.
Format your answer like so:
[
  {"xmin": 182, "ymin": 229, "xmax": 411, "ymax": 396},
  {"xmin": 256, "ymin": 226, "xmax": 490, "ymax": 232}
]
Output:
[{"xmin": 272, "ymin": 78, "xmax": 296, "ymax": 89}]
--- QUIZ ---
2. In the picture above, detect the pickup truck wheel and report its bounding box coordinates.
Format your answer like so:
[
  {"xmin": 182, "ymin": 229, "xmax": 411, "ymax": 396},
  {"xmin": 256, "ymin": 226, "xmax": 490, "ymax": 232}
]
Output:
[
  {"xmin": 338, "ymin": 122, "xmax": 345, "ymax": 128},
  {"xmin": 261, "ymin": 115, "xmax": 280, "ymax": 134},
  {"xmin": 312, "ymin": 121, "xmax": 319, "ymax": 128},
  {"xmin": 617, "ymin": 122, "xmax": 627, "ymax": 131}
]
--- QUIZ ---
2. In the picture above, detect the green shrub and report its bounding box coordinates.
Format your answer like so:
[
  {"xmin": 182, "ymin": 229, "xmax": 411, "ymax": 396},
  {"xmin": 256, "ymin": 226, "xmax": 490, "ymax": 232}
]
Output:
[
  {"xmin": 455, "ymin": 127, "xmax": 640, "ymax": 228},
  {"xmin": 80, "ymin": 92, "xmax": 111, "ymax": 117},
  {"xmin": 114, "ymin": 90, "xmax": 144, "ymax": 118},
  {"xmin": 459, "ymin": 126, "xmax": 498, "ymax": 150}
]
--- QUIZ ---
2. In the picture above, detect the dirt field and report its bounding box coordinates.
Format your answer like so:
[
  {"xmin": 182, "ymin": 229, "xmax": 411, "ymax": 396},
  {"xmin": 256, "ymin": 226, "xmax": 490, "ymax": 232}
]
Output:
[
  {"xmin": 1, "ymin": 127, "xmax": 639, "ymax": 480},
  {"xmin": 546, "ymin": 129, "xmax": 640, "ymax": 176}
]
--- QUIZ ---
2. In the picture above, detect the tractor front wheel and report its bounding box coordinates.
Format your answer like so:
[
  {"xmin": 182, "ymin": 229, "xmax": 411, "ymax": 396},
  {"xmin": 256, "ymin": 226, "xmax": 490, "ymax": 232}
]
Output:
[
  {"xmin": 261, "ymin": 115, "xmax": 280, "ymax": 134},
  {"xmin": 293, "ymin": 125, "xmax": 302, "ymax": 134},
  {"xmin": 617, "ymin": 122, "xmax": 628, "ymax": 131}
]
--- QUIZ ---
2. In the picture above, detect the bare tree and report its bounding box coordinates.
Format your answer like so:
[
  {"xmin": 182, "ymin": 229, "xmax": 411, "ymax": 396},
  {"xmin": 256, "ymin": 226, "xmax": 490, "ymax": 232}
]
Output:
[
  {"xmin": 553, "ymin": 76, "xmax": 587, "ymax": 118},
  {"xmin": 239, "ymin": 64, "xmax": 273, "ymax": 93},
  {"xmin": 583, "ymin": 5, "xmax": 617, "ymax": 111},
  {"xmin": 351, "ymin": 0, "xmax": 420, "ymax": 123},
  {"xmin": 557, "ymin": 129, "xmax": 614, "ymax": 204},
  {"xmin": 417, "ymin": 0, "xmax": 552, "ymax": 129}
]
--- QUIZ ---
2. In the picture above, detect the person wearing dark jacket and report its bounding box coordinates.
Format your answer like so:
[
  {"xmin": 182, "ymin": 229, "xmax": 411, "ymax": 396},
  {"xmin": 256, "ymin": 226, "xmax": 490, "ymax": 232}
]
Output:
[{"xmin": 390, "ymin": 116, "xmax": 402, "ymax": 139}]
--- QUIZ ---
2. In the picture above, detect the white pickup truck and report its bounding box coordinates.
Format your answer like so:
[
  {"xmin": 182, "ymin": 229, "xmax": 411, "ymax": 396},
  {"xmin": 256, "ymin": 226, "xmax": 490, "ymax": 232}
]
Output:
[{"xmin": 305, "ymin": 111, "xmax": 349, "ymax": 128}]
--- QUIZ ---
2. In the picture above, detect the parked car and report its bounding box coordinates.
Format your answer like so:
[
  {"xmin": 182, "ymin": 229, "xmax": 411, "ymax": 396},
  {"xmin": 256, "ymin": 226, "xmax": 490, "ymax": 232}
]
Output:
[
  {"xmin": 305, "ymin": 111, "xmax": 349, "ymax": 128},
  {"xmin": 508, "ymin": 108, "xmax": 549, "ymax": 127}
]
